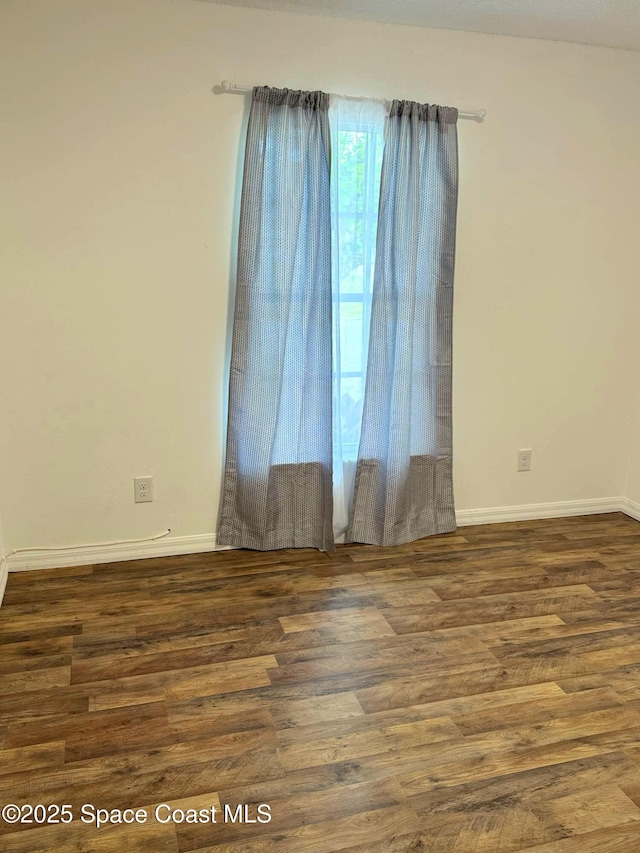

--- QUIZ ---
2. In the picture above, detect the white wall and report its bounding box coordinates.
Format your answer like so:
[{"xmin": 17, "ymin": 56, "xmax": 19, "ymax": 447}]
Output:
[{"xmin": 1, "ymin": 0, "xmax": 640, "ymax": 556}]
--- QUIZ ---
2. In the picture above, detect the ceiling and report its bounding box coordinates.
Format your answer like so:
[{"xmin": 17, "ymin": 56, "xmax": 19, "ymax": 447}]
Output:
[{"xmin": 198, "ymin": 0, "xmax": 640, "ymax": 51}]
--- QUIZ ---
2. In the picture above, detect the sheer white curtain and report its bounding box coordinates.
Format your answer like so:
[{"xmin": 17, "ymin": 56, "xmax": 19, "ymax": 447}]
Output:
[
  {"xmin": 348, "ymin": 101, "xmax": 459, "ymax": 545},
  {"xmin": 218, "ymin": 88, "xmax": 334, "ymax": 551},
  {"xmin": 329, "ymin": 98, "xmax": 386, "ymax": 541}
]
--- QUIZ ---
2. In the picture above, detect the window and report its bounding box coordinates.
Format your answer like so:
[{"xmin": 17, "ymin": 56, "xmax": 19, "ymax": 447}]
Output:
[
  {"xmin": 330, "ymin": 100, "xmax": 385, "ymax": 462},
  {"xmin": 218, "ymin": 87, "xmax": 458, "ymax": 550}
]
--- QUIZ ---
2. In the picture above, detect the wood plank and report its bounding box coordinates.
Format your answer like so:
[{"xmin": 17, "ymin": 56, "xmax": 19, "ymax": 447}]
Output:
[
  {"xmin": 452, "ymin": 687, "xmax": 625, "ymax": 735},
  {"xmin": 383, "ymin": 585, "xmax": 602, "ymax": 634},
  {"xmin": 0, "ymin": 741, "xmax": 65, "ymax": 777},
  {"xmin": 0, "ymin": 820, "xmax": 179, "ymax": 853},
  {"xmin": 277, "ymin": 715, "xmax": 460, "ymax": 771},
  {"xmin": 278, "ymin": 606, "xmax": 395, "ymax": 637},
  {"xmin": 268, "ymin": 692, "xmax": 364, "ymax": 729},
  {"xmin": 0, "ymin": 666, "xmax": 70, "ymax": 694},
  {"xmin": 187, "ymin": 803, "xmax": 418, "ymax": 853},
  {"xmin": 406, "ymin": 749, "xmax": 640, "ymax": 818},
  {"xmin": 180, "ymin": 778, "xmax": 405, "ymax": 850},
  {"xmin": 531, "ymin": 784, "xmax": 640, "ymax": 835},
  {"xmin": 514, "ymin": 822, "xmax": 640, "ymax": 852}
]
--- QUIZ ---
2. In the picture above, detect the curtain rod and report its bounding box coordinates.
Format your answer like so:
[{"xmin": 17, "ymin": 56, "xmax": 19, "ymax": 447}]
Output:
[{"xmin": 217, "ymin": 80, "xmax": 486, "ymax": 122}]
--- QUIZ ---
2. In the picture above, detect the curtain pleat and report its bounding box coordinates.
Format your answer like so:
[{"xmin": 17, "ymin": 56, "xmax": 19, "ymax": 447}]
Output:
[
  {"xmin": 217, "ymin": 87, "xmax": 334, "ymax": 551},
  {"xmin": 347, "ymin": 100, "xmax": 459, "ymax": 546}
]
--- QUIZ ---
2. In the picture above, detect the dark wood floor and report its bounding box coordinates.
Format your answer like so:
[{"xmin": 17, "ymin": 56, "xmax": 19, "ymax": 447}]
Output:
[{"xmin": 3, "ymin": 513, "xmax": 640, "ymax": 851}]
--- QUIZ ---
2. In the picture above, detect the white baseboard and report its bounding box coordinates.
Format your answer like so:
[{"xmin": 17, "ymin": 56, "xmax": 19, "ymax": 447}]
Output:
[
  {"xmin": 6, "ymin": 533, "xmax": 220, "ymax": 573},
  {"xmin": 618, "ymin": 496, "xmax": 640, "ymax": 522},
  {"xmin": 455, "ymin": 496, "xmax": 622, "ymax": 527},
  {"xmin": 1, "ymin": 496, "xmax": 638, "ymax": 608},
  {"xmin": 0, "ymin": 559, "xmax": 8, "ymax": 607}
]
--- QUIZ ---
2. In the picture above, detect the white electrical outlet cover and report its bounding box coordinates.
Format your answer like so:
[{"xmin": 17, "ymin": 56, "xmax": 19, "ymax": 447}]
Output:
[{"xmin": 134, "ymin": 476, "xmax": 154, "ymax": 502}]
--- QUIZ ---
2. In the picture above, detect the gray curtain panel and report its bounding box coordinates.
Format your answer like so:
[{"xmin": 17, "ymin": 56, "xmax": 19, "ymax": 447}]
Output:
[
  {"xmin": 347, "ymin": 100, "xmax": 459, "ymax": 546},
  {"xmin": 217, "ymin": 87, "xmax": 334, "ymax": 551}
]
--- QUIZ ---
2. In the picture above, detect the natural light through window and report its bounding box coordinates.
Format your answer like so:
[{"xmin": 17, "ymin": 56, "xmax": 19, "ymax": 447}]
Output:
[
  {"xmin": 331, "ymin": 100, "xmax": 385, "ymax": 461},
  {"xmin": 330, "ymin": 97, "xmax": 386, "ymax": 538}
]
